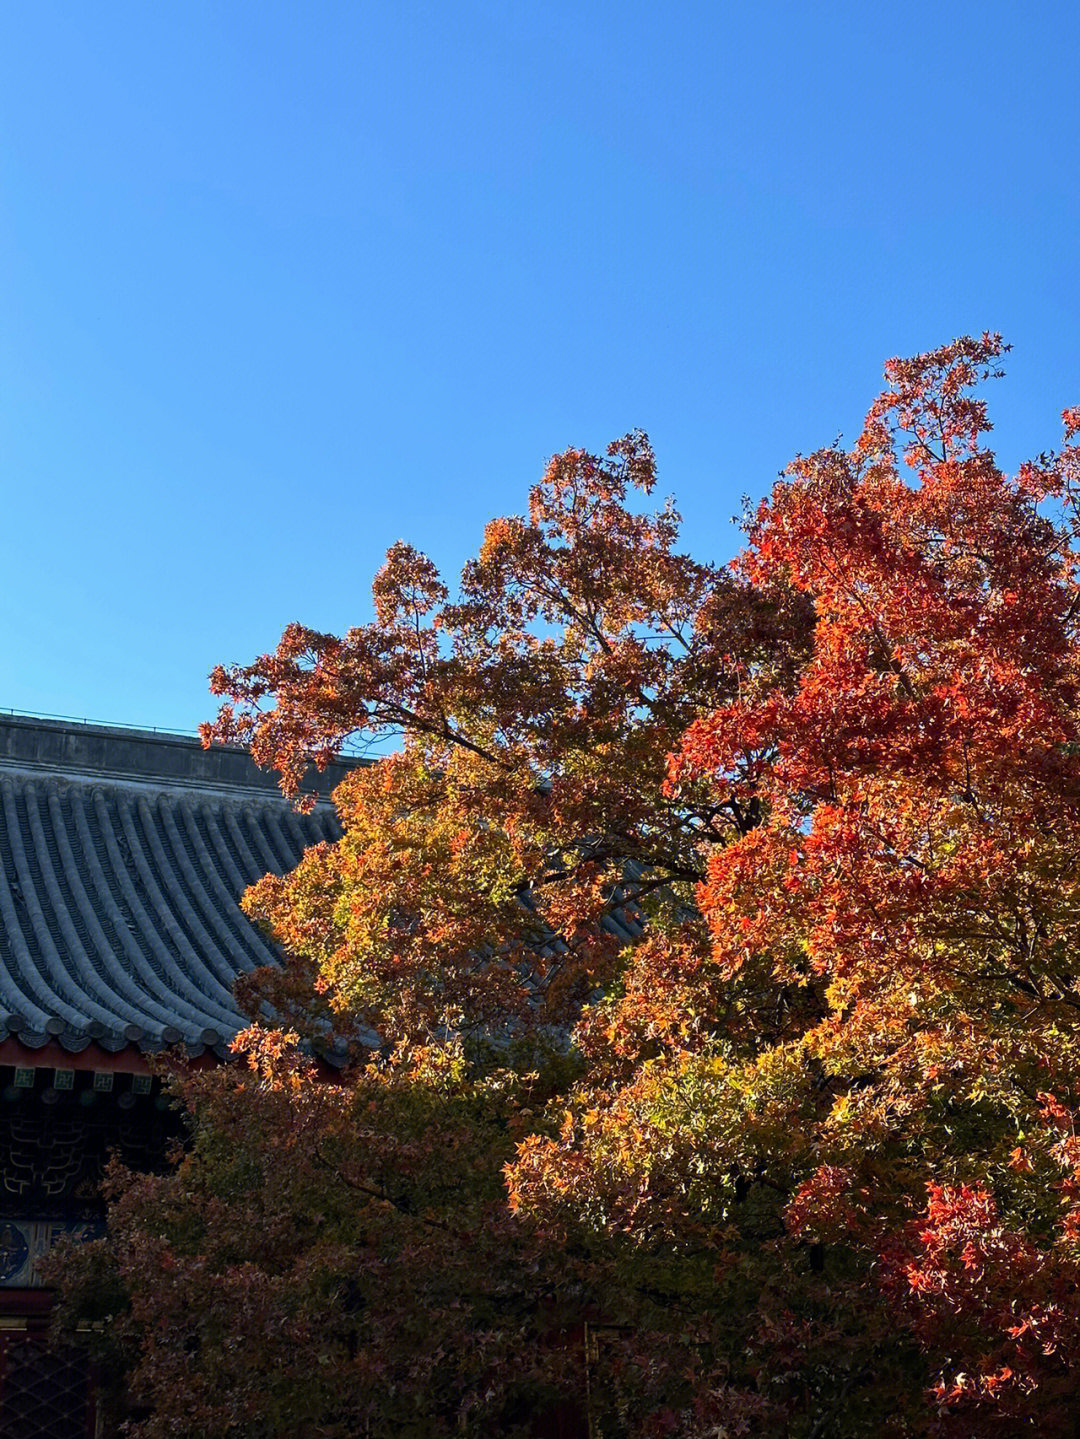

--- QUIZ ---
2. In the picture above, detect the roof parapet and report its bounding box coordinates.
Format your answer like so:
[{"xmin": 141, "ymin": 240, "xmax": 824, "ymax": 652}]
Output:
[{"xmin": 0, "ymin": 714, "xmax": 355, "ymax": 804}]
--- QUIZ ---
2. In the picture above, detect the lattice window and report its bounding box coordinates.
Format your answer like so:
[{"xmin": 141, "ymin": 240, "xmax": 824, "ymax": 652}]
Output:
[{"xmin": 0, "ymin": 1336, "xmax": 93, "ymax": 1439}]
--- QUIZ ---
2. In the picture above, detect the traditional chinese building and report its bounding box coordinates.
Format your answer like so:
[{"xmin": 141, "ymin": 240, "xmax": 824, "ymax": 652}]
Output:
[{"xmin": 0, "ymin": 714, "xmax": 347, "ymax": 1436}]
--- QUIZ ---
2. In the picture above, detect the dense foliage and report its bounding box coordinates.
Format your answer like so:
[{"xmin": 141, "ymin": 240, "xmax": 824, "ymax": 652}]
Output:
[{"xmin": 53, "ymin": 339, "xmax": 1080, "ymax": 1435}]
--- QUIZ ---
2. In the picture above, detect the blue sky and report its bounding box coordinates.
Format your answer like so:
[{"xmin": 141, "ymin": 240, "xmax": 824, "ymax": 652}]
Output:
[{"xmin": 1, "ymin": 1, "xmax": 1077, "ymax": 733}]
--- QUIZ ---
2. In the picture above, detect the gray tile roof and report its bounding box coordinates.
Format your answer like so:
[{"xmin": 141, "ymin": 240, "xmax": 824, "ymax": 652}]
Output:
[{"xmin": 0, "ymin": 716, "xmax": 346, "ymax": 1058}]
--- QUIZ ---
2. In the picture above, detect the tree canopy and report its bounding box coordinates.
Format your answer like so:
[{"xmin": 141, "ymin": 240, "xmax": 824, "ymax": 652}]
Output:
[{"xmin": 53, "ymin": 338, "xmax": 1080, "ymax": 1436}]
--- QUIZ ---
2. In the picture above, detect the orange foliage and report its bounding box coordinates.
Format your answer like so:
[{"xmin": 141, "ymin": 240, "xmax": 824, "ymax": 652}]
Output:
[{"xmin": 54, "ymin": 340, "xmax": 1080, "ymax": 1436}]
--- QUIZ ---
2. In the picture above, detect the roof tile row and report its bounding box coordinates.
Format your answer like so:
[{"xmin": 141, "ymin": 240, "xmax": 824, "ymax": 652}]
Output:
[{"xmin": 0, "ymin": 771, "xmax": 336, "ymax": 1057}]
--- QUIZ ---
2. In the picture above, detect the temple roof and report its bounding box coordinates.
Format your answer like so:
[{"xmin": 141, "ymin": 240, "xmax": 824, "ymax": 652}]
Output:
[{"xmin": 0, "ymin": 715, "xmax": 351, "ymax": 1060}]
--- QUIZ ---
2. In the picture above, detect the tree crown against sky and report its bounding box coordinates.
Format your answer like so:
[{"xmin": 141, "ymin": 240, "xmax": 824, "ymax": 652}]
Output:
[
  {"xmin": 202, "ymin": 427, "xmax": 810, "ymax": 1050},
  {"xmin": 54, "ymin": 338, "xmax": 1080, "ymax": 1437}
]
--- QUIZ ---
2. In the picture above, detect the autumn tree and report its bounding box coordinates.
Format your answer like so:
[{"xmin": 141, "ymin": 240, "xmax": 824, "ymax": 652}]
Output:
[
  {"xmin": 511, "ymin": 337, "xmax": 1080, "ymax": 1433},
  {"xmin": 54, "ymin": 340, "xmax": 1080, "ymax": 1436},
  {"xmin": 52, "ymin": 433, "xmax": 809, "ymax": 1436}
]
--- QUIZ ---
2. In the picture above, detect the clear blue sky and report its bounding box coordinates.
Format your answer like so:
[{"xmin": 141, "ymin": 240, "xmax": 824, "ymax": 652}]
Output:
[{"xmin": 1, "ymin": 1, "xmax": 1077, "ymax": 733}]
